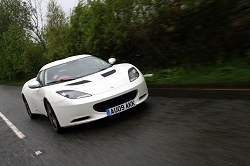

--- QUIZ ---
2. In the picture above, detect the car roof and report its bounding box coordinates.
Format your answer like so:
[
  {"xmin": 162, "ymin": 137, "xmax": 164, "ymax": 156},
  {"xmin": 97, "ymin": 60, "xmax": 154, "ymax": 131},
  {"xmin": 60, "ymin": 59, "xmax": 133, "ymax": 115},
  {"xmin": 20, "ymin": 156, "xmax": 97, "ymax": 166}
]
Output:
[{"xmin": 40, "ymin": 54, "xmax": 91, "ymax": 71}]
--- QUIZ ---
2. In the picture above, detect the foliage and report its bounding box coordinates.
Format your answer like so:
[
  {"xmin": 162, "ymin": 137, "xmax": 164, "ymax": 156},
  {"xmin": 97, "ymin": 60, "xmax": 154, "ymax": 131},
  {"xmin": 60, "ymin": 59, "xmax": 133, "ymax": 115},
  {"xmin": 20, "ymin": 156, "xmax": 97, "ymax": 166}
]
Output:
[
  {"xmin": 68, "ymin": 0, "xmax": 133, "ymax": 61},
  {"xmin": 0, "ymin": 0, "xmax": 32, "ymax": 36},
  {"xmin": 0, "ymin": 0, "xmax": 34, "ymax": 80},
  {"xmin": 145, "ymin": 57, "xmax": 250, "ymax": 85},
  {"xmin": 0, "ymin": 24, "xmax": 26, "ymax": 79},
  {"xmin": 0, "ymin": 0, "xmax": 250, "ymax": 82},
  {"xmin": 44, "ymin": 0, "xmax": 69, "ymax": 61}
]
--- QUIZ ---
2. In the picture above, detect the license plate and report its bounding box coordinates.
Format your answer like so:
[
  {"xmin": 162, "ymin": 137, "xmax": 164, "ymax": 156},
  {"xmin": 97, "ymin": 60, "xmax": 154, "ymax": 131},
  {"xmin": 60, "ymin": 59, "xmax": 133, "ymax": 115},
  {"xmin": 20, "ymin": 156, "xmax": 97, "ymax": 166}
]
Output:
[{"xmin": 106, "ymin": 100, "xmax": 136, "ymax": 116}]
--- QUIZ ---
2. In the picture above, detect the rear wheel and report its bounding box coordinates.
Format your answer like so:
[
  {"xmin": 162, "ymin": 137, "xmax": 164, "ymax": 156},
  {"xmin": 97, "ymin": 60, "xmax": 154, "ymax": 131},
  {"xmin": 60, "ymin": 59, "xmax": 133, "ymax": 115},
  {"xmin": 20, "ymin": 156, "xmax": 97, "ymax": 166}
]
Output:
[
  {"xmin": 22, "ymin": 95, "xmax": 39, "ymax": 119},
  {"xmin": 45, "ymin": 101, "xmax": 62, "ymax": 133}
]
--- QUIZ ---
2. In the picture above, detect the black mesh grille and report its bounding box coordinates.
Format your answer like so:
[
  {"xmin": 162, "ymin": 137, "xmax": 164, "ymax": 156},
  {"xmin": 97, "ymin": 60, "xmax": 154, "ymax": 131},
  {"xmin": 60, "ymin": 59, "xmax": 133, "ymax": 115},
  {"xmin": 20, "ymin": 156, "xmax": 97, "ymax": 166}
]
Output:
[{"xmin": 93, "ymin": 90, "xmax": 137, "ymax": 112}]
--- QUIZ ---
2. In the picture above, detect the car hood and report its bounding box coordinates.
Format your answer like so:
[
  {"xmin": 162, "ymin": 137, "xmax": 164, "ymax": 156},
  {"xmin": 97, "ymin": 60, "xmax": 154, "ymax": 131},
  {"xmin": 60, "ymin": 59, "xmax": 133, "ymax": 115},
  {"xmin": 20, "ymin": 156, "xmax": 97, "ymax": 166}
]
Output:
[{"xmin": 48, "ymin": 64, "xmax": 132, "ymax": 95}]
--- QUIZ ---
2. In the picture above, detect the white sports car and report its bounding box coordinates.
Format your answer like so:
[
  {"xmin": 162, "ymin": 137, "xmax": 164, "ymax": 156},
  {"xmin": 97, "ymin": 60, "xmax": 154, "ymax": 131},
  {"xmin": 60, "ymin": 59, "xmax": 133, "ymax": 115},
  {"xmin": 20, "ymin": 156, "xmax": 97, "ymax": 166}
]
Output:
[{"xmin": 21, "ymin": 55, "xmax": 148, "ymax": 133}]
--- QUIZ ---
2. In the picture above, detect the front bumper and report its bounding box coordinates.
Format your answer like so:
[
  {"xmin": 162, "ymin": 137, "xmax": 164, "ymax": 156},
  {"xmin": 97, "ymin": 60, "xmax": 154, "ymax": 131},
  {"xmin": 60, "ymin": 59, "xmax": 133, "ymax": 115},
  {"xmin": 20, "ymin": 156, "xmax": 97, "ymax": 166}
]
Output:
[{"xmin": 51, "ymin": 77, "xmax": 148, "ymax": 127}]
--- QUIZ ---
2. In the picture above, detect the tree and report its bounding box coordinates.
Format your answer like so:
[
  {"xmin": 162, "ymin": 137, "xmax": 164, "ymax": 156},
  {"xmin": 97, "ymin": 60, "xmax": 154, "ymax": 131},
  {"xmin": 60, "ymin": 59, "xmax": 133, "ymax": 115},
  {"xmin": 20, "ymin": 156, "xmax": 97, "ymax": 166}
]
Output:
[
  {"xmin": 0, "ymin": 0, "xmax": 32, "ymax": 36},
  {"xmin": 0, "ymin": 0, "xmax": 34, "ymax": 79},
  {"xmin": 0, "ymin": 24, "xmax": 27, "ymax": 79},
  {"xmin": 26, "ymin": 0, "xmax": 47, "ymax": 49},
  {"xmin": 44, "ymin": 0, "xmax": 69, "ymax": 61}
]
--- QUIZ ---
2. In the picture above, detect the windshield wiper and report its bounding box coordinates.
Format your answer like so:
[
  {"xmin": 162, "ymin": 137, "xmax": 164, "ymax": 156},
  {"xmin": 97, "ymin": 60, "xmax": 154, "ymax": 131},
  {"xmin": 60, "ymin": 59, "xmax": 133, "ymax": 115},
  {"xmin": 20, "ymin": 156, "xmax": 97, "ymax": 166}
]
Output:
[
  {"xmin": 58, "ymin": 78, "xmax": 77, "ymax": 82},
  {"xmin": 46, "ymin": 77, "xmax": 79, "ymax": 85}
]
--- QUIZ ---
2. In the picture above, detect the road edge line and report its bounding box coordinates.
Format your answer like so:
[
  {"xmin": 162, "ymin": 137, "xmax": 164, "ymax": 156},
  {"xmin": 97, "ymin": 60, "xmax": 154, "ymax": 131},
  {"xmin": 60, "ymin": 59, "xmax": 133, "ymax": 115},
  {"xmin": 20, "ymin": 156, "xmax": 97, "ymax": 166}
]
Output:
[{"xmin": 0, "ymin": 112, "xmax": 26, "ymax": 139}]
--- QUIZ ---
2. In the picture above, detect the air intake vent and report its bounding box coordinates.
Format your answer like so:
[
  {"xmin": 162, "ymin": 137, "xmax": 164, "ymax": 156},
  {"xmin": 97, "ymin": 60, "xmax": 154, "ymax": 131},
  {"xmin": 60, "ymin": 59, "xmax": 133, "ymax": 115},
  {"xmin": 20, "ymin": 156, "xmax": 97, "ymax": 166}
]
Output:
[
  {"xmin": 101, "ymin": 69, "xmax": 116, "ymax": 77},
  {"xmin": 66, "ymin": 80, "xmax": 90, "ymax": 86},
  {"xmin": 71, "ymin": 116, "xmax": 90, "ymax": 123}
]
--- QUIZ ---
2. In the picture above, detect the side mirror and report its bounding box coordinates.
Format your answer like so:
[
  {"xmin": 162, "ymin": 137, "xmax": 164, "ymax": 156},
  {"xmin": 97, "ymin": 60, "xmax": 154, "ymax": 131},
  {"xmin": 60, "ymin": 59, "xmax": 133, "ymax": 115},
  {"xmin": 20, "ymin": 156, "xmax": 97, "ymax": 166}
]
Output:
[
  {"xmin": 108, "ymin": 58, "xmax": 116, "ymax": 64},
  {"xmin": 28, "ymin": 81, "xmax": 41, "ymax": 89}
]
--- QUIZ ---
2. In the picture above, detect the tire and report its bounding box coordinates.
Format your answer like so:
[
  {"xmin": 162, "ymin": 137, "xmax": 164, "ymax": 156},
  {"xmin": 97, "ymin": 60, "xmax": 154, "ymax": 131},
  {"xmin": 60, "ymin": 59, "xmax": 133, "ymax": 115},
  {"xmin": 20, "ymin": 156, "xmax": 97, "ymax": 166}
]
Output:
[
  {"xmin": 22, "ymin": 95, "xmax": 39, "ymax": 119},
  {"xmin": 45, "ymin": 101, "xmax": 62, "ymax": 133}
]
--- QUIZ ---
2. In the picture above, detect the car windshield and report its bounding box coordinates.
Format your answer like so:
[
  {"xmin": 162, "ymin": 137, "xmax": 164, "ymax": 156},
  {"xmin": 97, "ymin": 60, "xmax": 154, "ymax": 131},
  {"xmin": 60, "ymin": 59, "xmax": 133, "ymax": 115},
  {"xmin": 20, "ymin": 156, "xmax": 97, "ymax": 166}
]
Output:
[{"xmin": 44, "ymin": 56, "xmax": 112, "ymax": 86}]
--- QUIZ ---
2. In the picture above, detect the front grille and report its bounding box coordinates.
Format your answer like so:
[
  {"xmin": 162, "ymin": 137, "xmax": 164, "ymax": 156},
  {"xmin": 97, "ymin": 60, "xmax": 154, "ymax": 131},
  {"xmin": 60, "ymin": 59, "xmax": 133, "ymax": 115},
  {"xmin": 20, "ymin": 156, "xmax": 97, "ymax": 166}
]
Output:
[{"xmin": 93, "ymin": 90, "xmax": 137, "ymax": 112}]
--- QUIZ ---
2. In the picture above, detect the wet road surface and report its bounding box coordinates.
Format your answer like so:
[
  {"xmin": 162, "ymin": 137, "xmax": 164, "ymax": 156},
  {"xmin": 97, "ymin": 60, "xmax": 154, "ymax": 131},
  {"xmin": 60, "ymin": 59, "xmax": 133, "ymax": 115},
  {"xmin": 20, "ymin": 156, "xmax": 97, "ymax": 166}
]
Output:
[{"xmin": 0, "ymin": 85, "xmax": 249, "ymax": 166}]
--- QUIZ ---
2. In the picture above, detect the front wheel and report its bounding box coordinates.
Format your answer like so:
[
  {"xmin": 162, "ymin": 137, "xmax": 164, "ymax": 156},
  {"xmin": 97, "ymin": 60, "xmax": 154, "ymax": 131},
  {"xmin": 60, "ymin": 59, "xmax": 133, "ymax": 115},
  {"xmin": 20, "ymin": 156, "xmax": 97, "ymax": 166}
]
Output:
[{"xmin": 45, "ymin": 101, "xmax": 62, "ymax": 133}]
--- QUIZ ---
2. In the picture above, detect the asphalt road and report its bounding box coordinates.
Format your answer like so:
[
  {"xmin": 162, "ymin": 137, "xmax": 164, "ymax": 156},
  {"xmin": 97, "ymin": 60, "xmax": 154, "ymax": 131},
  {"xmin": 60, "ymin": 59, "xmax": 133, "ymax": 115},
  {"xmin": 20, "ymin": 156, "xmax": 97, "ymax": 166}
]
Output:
[{"xmin": 0, "ymin": 85, "xmax": 250, "ymax": 166}]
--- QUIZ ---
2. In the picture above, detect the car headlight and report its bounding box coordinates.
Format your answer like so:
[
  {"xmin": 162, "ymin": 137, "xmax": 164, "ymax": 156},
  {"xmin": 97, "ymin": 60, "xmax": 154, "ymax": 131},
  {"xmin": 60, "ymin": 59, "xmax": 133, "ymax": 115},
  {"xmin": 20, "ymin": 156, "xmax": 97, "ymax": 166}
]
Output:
[
  {"xmin": 128, "ymin": 67, "xmax": 139, "ymax": 82},
  {"xmin": 56, "ymin": 90, "xmax": 92, "ymax": 99}
]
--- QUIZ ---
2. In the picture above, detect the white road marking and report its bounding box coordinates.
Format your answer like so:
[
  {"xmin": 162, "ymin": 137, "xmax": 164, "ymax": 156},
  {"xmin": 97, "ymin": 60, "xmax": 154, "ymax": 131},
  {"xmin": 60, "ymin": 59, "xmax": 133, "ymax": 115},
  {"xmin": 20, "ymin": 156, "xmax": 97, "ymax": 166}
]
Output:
[
  {"xmin": 35, "ymin": 150, "xmax": 42, "ymax": 156},
  {"xmin": 0, "ymin": 112, "xmax": 26, "ymax": 139}
]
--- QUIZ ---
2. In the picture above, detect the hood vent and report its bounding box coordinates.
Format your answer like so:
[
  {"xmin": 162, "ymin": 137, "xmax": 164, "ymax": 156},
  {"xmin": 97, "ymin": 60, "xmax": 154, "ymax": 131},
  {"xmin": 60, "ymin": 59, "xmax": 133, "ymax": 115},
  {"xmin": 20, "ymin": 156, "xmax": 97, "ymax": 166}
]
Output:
[
  {"xmin": 66, "ymin": 80, "xmax": 90, "ymax": 86},
  {"xmin": 101, "ymin": 69, "xmax": 116, "ymax": 77}
]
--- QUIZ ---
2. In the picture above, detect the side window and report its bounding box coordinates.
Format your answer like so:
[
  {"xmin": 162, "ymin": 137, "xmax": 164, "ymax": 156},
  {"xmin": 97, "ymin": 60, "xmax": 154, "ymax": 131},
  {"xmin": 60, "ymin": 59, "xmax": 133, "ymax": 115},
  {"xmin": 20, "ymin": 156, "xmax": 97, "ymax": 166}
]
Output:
[{"xmin": 36, "ymin": 70, "xmax": 44, "ymax": 86}]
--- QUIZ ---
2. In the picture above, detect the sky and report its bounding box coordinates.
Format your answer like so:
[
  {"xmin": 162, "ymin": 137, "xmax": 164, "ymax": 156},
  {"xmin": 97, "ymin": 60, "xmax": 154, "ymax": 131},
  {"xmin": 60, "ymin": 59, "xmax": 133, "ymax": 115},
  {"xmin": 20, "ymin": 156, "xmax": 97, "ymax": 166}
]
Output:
[
  {"xmin": 32, "ymin": 0, "xmax": 80, "ymax": 26},
  {"xmin": 56, "ymin": 0, "xmax": 79, "ymax": 13},
  {"xmin": 41, "ymin": 0, "xmax": 79, "ymax": 14}
]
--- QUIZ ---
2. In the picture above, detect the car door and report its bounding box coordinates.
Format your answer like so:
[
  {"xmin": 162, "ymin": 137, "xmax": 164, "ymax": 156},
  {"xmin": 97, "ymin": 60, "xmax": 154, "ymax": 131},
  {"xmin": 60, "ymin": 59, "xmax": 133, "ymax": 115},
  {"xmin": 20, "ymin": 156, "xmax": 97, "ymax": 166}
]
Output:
[{"xmin": 31, "ymin": 70, "xmax": 46, "ymax": 115}]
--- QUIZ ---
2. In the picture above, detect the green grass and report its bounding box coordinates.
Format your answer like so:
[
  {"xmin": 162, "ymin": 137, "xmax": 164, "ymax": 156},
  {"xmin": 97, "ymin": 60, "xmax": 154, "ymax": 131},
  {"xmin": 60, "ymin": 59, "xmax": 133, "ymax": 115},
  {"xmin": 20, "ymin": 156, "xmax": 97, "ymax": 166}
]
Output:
[{"xmin": 144, "ymin": 58, "xmax": 250, "ymax": 87}]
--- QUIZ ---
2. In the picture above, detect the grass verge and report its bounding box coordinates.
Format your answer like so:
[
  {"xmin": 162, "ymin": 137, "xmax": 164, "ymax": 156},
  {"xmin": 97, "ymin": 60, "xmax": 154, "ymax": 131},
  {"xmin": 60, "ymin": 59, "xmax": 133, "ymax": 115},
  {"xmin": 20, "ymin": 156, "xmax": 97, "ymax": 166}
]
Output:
[
  {"xmin": 0, "ymin": 79, "xmax": 27, "ymax": 86},
  {"xmin": 144, "ymin": 58, "xmax": 250, "ymax": 88}
]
